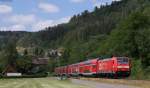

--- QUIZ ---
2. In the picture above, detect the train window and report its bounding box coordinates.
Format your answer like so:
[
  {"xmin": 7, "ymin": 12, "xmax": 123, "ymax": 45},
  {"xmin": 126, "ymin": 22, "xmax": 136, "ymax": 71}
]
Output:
[
  {"xmin": 117, "ymin": 57, "xmax": 128, "ymax": 64},
  {"xmin": 84, "ymin": 70, "xmax": 90, "ymax": 73},
  {"xmin": 93, "ymin": 65, "xmax": 96, "ymax": 68},
  {"xmin": 80, "ymin": 67, "xmax": 83, "ymax": 70}
]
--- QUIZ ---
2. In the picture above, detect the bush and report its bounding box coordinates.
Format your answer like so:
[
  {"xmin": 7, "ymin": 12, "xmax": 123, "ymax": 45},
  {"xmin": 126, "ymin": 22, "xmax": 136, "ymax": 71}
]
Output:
[
  {"xmin": 130, "ymin": 59, "xmax": 145, "ymax": 79},
  {"xmin": 144, "ymin": 66, "xmax": 150, "ymax": 80}
]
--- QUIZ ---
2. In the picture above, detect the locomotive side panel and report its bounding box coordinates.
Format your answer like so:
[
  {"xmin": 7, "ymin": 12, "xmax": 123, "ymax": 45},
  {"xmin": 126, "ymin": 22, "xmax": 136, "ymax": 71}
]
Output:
[{"xmin": 80, "ymin": 59, "xmax": 98, "ymax": 76}]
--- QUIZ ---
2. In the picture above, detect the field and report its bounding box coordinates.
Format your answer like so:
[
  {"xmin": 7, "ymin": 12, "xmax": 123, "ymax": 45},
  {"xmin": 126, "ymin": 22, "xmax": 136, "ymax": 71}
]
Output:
[
  {"xmin": 0, "ymin": 77, "xmax": 149, "ymax": 88},
  {"xmin": 0, "ymin": 77, "xmax": 87, "ymax": 88}
]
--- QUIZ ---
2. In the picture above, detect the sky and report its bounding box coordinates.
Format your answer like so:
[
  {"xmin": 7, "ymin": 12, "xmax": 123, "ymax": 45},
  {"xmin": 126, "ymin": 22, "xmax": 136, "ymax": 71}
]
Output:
[{"xmin": 0, "ymin": 0, "xmax": 120, "ymax": 32}]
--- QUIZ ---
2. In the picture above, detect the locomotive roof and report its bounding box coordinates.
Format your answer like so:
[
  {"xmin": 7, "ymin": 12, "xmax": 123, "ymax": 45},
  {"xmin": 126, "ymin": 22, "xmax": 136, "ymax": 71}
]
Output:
[
  {"xmin": 81, "ymin": 58, "xmax": 99, "ymax": 64},
  {"xmin": 69, "ymin": 63, "xmax": 79, "ymax": 66},
  {"xmin": 99, "ymin": 57, "xmax": 129, "ymax": 61}
]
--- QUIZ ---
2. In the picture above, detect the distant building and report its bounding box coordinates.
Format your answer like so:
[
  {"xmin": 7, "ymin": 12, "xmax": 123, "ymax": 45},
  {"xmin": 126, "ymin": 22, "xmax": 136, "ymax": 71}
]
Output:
[
  {"xmin": 32, "ymin": 57, "xmax": 49, "ymax": 65},
  {"xmin": 31, "ymin": 57, "xmax": 49, "ymax": 74}
]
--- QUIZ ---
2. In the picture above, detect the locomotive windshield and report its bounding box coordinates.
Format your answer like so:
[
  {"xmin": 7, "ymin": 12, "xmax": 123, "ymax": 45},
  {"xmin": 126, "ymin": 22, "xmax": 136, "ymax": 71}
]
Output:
[{"xmin": 117, "ymin": 57, "xmax": 129, "ymax": 64}]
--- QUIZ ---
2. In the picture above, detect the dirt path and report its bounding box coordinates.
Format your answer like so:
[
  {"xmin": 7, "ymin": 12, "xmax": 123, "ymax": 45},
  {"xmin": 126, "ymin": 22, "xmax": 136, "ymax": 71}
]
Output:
[{"xmin": 71, "ymin": 79, "xmax": 140, "ymax": 88}]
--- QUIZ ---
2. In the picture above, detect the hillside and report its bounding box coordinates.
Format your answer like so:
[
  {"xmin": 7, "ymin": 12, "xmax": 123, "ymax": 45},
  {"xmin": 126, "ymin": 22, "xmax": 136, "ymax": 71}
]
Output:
[
  {"xmin": 0, "ymin": 31, "xmax": 27, "ymax": 49},
  {"xmin": 0, "ymin": 0, "xmax": 149, "ymax": 79},
  {"xmin": 17, "ymin": 0, "xmax": 147, "ymax": 48}
]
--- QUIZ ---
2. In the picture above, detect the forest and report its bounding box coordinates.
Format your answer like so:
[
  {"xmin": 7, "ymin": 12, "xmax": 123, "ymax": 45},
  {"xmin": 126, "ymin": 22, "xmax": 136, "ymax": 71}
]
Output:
[{"xmin": 0, "ymin": 0, "xmax": 149, "ymax": 79}]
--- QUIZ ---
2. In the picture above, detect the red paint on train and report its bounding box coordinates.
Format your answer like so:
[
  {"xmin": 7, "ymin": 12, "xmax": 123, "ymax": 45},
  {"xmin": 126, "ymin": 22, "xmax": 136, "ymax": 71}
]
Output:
[{"xmin": 55, "ymin": 57, "xmax": 131, "ymax": 78}]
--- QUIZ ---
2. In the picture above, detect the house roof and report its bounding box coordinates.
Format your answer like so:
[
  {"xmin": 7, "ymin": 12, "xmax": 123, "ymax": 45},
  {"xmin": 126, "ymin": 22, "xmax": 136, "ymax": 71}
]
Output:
[
  {"xmin": 32, "ymin": 57, "xmax": 49, "ymax": 65},
  {"xmin": 2, "ymin": 65, "xmax": 17, "ymax": 74}
]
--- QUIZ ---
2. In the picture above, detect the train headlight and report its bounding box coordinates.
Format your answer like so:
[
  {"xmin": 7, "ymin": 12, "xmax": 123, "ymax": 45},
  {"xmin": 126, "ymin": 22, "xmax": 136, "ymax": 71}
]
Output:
[{"xmin": 113, "ymin": 66, "xmax": 115, "ymax": 68}]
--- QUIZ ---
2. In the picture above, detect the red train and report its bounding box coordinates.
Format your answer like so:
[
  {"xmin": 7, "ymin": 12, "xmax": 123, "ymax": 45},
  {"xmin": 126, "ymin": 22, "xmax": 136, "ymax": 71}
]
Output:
[{"xmin": 55, "ymin": 57, "xmax": 131, "ymax": 78}]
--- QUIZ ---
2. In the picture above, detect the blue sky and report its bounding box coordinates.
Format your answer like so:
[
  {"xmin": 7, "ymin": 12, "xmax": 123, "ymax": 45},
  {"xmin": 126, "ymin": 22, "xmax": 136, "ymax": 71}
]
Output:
[{"xmin": 0, "ymin": 0, "xmax": 119, "ymax": 31}]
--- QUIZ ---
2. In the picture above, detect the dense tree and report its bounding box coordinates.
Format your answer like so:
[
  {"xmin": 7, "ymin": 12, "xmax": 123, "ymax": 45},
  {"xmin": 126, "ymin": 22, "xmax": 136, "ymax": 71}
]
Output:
[
  {"xmin": 16, "ymin": 55, "xmax": 32, "ymax": 74},
  {"xmin": 0, "ymin": 51, "xmax": 7, "ymax": 73},
  {"xmin": 3, "ymin": 40, "xmax": 18, "ymax": 67},
  {"xmin": 23, "ymin": 49, "xmax": 28, "ymax": 55},
  {"xmin": 100, "ymin": 11, "xmax": 150, "ymax": 67}
]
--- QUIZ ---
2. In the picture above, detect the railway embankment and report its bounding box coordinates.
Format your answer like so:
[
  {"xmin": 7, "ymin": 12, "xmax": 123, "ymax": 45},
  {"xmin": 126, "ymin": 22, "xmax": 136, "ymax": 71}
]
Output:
[{"xmin": 72, "ymin": 78, "xmax": 150, "ymax": 88}]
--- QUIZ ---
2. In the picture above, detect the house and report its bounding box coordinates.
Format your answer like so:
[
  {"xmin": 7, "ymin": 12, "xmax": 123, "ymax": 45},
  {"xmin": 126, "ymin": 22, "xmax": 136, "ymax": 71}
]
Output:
[
  {"xmin": 32, "ymin": 57, "xmax": 49, "ymax": 65},
  {"xmin": 31, "ymin": 57, "xmax": 49, "ymax": 74}
]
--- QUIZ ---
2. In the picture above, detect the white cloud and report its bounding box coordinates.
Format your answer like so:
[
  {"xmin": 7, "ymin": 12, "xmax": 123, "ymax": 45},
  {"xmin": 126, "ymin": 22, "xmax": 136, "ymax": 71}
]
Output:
[
  {"xmin": 1, "ymin": 14, "xmax": 36, "ymax": 31},
  {"xmin": 93, "ymin": 0, "xmax": 121, "ymax": 8},
  {"xmin": 8, "ymin": 14, "xmax": 36, "ymax": 25},
  {"xmin": 10, "ymin": 24, "xmax": 26, "ymax": 31},
  {"xmin": 0, "ymin": 5, "xmax": 12, "ymax": 14},
  {"xmin": 71, "ymin": 0, "xmax": 86, "ymax": 3},
  {"xmin": 32, "ymin": 16, "xmax": 71, "ymax": 31},
  {"xmin": 52, "ymin": 16, "xmax": 71, "ymax": 26},
  {"xmin": 32, "ymin": 20, "xmax": 53, "ymax": 31},
  {"xmin": 0, "ymin": 24, "xmax": 26, "ymax": 31},
  {"xmin": 112, "ymin": 0, "xmax": 121, "ymax": 1},
  {"xmin": 94, "ymin": 2, "xmax": 106, "ymax": 8},
  {"xmin": 11, "ymin": 24, "xmax": 26, "ymax": 31},
  {"xmin": 1, "ymin": 14, "xmax": 71, "ymax": 32},
  {"xmin": 38, "ymin": 3, "xmax": 60, "ymax": 13}
]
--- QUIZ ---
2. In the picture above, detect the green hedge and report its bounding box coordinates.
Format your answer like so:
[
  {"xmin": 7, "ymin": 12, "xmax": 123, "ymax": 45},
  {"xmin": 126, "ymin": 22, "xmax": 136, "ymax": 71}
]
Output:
[{"xmin": 130, "ymin": 59, "xmax": 150, "ymax": 80}]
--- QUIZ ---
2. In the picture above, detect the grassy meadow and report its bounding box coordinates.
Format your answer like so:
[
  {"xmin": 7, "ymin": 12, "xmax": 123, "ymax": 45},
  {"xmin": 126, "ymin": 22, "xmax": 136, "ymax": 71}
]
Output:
[{"xmin": 0, "ymin": 78, "xmax": 87, "ymax": 88}]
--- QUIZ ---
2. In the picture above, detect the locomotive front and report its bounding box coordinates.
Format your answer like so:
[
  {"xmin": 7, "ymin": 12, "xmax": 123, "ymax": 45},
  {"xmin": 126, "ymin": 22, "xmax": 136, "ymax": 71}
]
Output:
[{"xmin": 114, "ymin": 57, "xmax": 131, "ymax": 77}]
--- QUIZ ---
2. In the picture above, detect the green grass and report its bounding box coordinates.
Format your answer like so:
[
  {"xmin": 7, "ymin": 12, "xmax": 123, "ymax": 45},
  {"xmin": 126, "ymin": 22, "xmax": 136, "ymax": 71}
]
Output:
[{"xmin": 0, "ymin": 77, "xmax": 87, "ymax": 88}]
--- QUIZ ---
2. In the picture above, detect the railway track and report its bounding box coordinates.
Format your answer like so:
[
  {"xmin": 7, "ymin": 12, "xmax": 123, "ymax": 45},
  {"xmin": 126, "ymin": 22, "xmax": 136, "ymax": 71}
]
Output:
[
  {"xmin": 71, "ymin": 78, "xmax": 139, "ymax": 88},
  {"xmin": 70, "ymin": 77, "xmax": 150, "ymax": 88}
]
